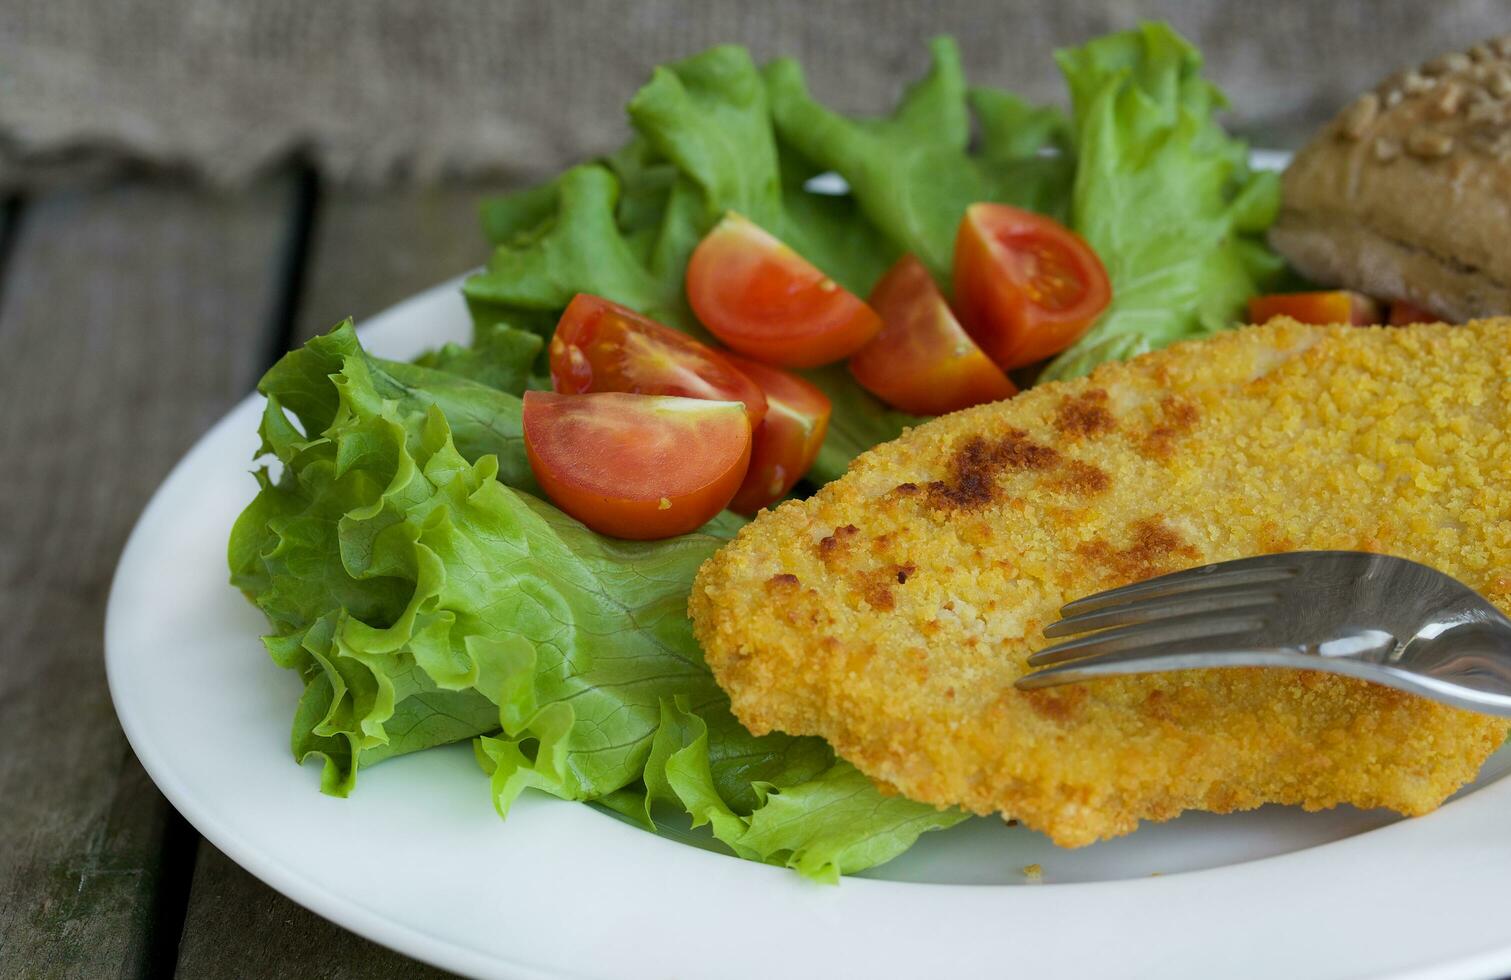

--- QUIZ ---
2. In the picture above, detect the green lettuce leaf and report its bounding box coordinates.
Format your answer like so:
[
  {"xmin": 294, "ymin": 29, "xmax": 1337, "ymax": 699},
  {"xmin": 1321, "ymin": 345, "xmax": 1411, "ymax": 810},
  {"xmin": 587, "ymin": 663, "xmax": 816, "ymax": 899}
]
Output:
[
  {"xmin": 969, "ymin": 88, "xmax": 1076, "ymax": 223},
  {"xmin": 971, "ymin": 87, "xmax": 1072, "ymax": 164},
  {"xmin": 602, "ymin": 138, "xmax": 679, "ymax": 266},
  {"xmin": 774, "ymin": 143, "xmax": 896, "ymax": 297},
  {"xmin": 764, "ymin": 37, "xmax": 972, "ymax": 281},
  {"xmin": 627, "ymin": 45, "xmax": 785, "ymax": 289},
  {"xmin": 463, "ymin": 165, "xmax": 678, "ymax": 332},
  {"xmin": 766, "ymin": 37, "xmax": 1074, "ymax": 282},
  {"xmin": 1040, "ymin": 22, "xmax": 1283, "ymax": 381},
  {"xmin": 232, "ymin": 323, "xmax": 963, "ymax": 877},
  {"xmin": 413, "ymin": 321, "xmax": 547, "ymax": 394},
  {"xmin": 228, "ymin": 321, "xmax": 543, "ymax": 790},
  {"xmin": 738, "ymin": 761, "xmax": 970, "ymax": 882},
  {"xmin": 480, "ymin": 179, "xmax": 561, "ymax": 249},
  {"xmin": 634, "ymin": 698, "xmax": 967, "ymax": 881}
]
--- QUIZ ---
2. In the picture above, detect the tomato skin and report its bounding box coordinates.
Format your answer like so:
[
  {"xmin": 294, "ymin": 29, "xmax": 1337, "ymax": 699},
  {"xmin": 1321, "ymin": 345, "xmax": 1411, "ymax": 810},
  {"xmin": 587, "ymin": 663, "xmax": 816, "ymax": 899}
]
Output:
[
  {"xmin": 722, "ymin": 354, "xmax": 831, "ymax": 515},
  {"xmin": 952, "ymin": 203, "xmax": 1112, "ymax": 370},
  {"xmin": 1387, "ymin": 299, "xmax": 1438, "ymax": 325},
  {"xmin": 549, "ymin": 293, "xmax": 767, "ymax": 427},
  {"xmin": 1247, "ymin": 291, "xmax": 1381, "ymax": 326},
  {"xmin": 522, "ymin": 391, "xmax": 751, "ymax": 540},
  {"xmin": 686, "ymin": 212, "xmax": 883, "ymax": 368},
  {"xmin": 849, "ymin": 254, "xmax": 1018, "ymax": 415}
]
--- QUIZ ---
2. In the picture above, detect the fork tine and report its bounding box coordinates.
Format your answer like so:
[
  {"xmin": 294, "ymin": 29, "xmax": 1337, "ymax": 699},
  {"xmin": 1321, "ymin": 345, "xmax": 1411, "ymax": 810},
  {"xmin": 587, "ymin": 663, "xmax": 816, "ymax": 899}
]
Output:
[
  {"xmin": 1028, "ymin": 612, "xmax": 1270, "ymax": 667},
  {"xmin": 1042, "ymin": 586, "xmax": 1281, "ymax": 638},
  {"xmin": 1016, "ymin": 636, "xmax": 1284, "ymax": 690},
  {"xmin": 1058, "ymin": 558, "xmax": 1301, "ymax": 618}
]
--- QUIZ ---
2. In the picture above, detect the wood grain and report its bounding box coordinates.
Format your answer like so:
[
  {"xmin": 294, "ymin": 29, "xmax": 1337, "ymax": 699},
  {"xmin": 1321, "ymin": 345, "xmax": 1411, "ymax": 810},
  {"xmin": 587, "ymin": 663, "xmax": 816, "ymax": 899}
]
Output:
[
  {"xmin": 173, "ymin": 849, "xmax": 455, "ymax": 979},
  {"xmin": 173, "ymin": 183, "xmax": 511, "ymax": 979},
  {"xmin": 292, "ymin": 184, "xmax": 507, "ymax": 345},
  {"xmin": 0, "ymin": 182, "xmax": 293, "ymax": 978}
]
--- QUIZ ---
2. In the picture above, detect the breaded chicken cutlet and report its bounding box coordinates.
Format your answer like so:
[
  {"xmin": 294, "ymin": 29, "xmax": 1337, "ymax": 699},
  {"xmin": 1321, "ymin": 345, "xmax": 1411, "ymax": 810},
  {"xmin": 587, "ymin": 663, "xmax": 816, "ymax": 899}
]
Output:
[{"xmin": 690, "ymin": 318, "xmax": 1511, "ymax": 847}]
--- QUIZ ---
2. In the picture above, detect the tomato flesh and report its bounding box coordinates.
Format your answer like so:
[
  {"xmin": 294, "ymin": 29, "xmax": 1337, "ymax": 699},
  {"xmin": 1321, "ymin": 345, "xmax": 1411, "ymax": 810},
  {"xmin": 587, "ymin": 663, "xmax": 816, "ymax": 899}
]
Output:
[
  {"xmin": 952, "ymin": 203, "xmax": 1112, "ymax": 370},
  {"xmin": 686, "ymin": 212, "xmax": 882, "ymax": 368},
  {"xmin": 1387, "ymin": 299, "xmax": 1438, "ymax": 325},
  {"xmin": 721, "ymin": 354, "xmax": 831, "ymax": 514},
  {"xmin": 522, "ymin": 391, "xmax": 751, "ymax": 539},
  {"xmin": 549, "ymin": 293, "xmax": 767, "ymax": 426},
  {"xmin": 1247, "ymin": 291, "xmax": 1381, "ymax": 326},
  {"xmin": 849, "ymin": 254, "xmax": 1017, "ymax": 415}
]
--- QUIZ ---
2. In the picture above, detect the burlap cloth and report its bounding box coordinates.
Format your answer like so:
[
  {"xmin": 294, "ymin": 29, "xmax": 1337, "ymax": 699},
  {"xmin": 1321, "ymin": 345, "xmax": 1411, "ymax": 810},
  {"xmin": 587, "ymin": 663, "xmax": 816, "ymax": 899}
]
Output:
[{"xmin": 2, "ymin": 0, "xmax": 1504, "ymax": 189}]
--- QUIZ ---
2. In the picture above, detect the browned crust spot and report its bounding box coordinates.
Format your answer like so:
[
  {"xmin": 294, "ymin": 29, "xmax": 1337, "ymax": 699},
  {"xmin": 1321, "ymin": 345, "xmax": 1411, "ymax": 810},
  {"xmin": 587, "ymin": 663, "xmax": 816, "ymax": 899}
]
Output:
[
  {"xmin": 893, "ymin": 482, "xmax": 920, "ymax": 496},
  {"xmin": 928, "ymin": 431, "xmax": 1061, "ymax": 509},
  {"xmin": 1140, "ymin": 396, "xmax": 1200, "ymax": 460},
  {"xmin": 765, "ymin": 573, "xmax": 800, "ymax": 592},
  {"xmin": 1076, "ymin": 517, "xmax": 1200, "ymax": 584},
  {"xmin": 993, "ymin": 429, "xmax": 1062, "ymax": 469},
  {"xmin": 864, "ymin": 582, "xmax": 895, "ymax": 611},
  {"xmin": 1258, "ymin": 521, "xmax": 1296, "ymax": 554},
  {"xmin": 1024, "ymin": 684, "xmax": 1088, "ymax": 722},
  {"xmin": 816, "ymin": 524, "xmax": 860, "ymax": 560},
  {"xmin": 1143, "ymin": 689, "xmax": 1173, "ymax": 722},
  {"xmin": 1054, "ymin": 389, "xmax": 1116, "ymax": 438},
  {"xmin": 1051, "ymin": 459, "xmax": 1112, "ymax": 497}
]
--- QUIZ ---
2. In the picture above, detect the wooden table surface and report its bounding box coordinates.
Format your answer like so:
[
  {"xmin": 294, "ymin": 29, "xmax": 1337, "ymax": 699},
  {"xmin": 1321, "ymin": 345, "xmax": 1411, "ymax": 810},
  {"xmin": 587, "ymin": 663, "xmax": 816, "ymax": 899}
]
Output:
[{"xmin": 0, "ymin": 170, "xmax": 517, "ymax": 977}]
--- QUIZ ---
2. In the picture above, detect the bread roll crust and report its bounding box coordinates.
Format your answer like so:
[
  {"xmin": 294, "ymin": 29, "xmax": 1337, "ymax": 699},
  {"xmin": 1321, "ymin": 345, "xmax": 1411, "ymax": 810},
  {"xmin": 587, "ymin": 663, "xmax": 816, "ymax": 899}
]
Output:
[{"xmin": 1272, "ymin": 35, "xmax": 1511, "ymax": 320}]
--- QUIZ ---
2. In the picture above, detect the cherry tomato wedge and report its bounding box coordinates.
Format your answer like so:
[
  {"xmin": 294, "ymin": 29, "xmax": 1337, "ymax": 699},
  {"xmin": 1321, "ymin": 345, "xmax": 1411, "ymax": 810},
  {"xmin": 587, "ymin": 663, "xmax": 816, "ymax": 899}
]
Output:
[
  {"xmin": 1247, "ymin": 291, "xmax": 1381, "ymax": 326},
  {"xmin": 849, "ymin": 254, "xmax": 1018, "ymax": 415},
  {"xmin": 522, "ymin": 391, "xmax": 751, "ymax": 540},
  {"xmin": 722, "ymin": 354, "xmax": 832, "ymax": 515},
  {"xmin": 686, "ymin": 212, "xmax": 882, "ymax": 368},
  {"xmin": 1387, "ymin": 299, "xmax": 1438, "ymax": 325},
  {"xmin": 952, "ymin": 203, "xmax": 1111, "ymax": 370},
  {"xmin": 549, "ymin": 293, "xmax": 767, "ymax": 427}
]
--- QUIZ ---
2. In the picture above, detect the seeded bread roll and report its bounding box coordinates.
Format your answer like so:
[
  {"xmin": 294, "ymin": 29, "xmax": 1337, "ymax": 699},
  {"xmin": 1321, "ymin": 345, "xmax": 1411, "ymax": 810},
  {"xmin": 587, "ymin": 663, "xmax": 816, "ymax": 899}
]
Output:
[{"xmin": 1271, "ymin": 36, "xmax": 1511, "ymax": 321}]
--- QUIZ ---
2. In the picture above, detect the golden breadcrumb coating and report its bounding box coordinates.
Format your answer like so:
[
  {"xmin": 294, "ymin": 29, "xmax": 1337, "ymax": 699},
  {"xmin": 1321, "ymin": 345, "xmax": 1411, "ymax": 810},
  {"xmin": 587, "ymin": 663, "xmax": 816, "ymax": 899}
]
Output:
[{"xmin": 690, "ymin": 318, "xmax": 1511, "ymax": 847}]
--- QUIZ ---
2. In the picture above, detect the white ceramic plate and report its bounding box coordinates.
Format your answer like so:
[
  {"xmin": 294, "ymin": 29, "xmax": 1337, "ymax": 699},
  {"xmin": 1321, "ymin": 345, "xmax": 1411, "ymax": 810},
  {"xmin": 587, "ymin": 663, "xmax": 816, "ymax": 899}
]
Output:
[{"xmin": 109, "ymin": 161, "xmax": 1511, "ymax": 979}]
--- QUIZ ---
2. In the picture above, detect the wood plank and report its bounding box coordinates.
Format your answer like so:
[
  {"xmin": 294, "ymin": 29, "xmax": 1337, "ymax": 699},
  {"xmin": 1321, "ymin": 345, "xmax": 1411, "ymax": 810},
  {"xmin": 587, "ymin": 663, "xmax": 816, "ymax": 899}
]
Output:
[
  {"xmin": 293, "ymin": 184, "xmax": 507, "ymax": 344},
  {"xmin": 174, "ymin": 183, "xmax": 511, "ymax": 980},
  {"xmin": 175, "ymin": 849, "xmax": 455, "ymax": 979},
  {"xmin": 0, "ymin": 181, "xmax": 294, "ymax": 978}
]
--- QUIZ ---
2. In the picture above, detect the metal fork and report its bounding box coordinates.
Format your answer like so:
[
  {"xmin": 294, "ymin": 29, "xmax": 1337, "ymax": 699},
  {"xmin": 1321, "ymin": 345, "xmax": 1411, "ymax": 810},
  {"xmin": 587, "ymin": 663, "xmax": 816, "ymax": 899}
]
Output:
[{"xmin": 1015, "ymin": 551, "xmax": 1511, "ymax": 715}]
